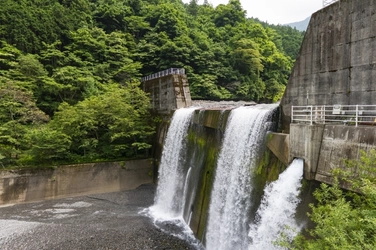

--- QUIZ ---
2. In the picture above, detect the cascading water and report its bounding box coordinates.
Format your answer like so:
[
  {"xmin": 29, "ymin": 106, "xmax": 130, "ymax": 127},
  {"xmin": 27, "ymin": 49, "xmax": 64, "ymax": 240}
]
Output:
[
  {"xmin": 145, "ymin": 104, "xmax": 306, "ymax": 250},
  {"xmin": 205, "ymin": 105, "xmax": 277, "ymax": 250},
  {"xmin": 149, "ymin": 107, "xmax": 197, "ymax": 219},
  {"xmin": 145, "ymin": 107, "xmax": 203, "ymax": 248},
  {"xmin": 248, "ymin": 158, "xmax": 304, "ymax": 249}
]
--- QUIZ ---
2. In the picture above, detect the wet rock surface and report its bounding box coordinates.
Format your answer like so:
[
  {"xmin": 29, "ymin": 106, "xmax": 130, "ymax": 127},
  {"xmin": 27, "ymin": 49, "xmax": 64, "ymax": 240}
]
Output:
[{"xmin": 0, "ymin": 184, "xmax": 196, "ymax": 250}]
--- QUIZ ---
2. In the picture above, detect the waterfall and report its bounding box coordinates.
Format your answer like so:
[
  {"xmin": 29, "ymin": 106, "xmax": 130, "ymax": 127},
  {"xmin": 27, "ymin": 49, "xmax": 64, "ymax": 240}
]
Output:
[
  {"xmin": 205, "ymin": 105, "xmax": 277, "ymax": 250},
  {"xmin": 149, "ymin": 107, "xmax": 197, "ymax": 219},
  {"xmin": 248, "ymin": 158, "xmax": 304, "ymax": 249},
  {"xmin": 146, "ymin": 107, "xmax": 203, "ymax": 248},
  {"xmin": 144, "ymin": 104, "xmax": 305, "ymax": 250}
]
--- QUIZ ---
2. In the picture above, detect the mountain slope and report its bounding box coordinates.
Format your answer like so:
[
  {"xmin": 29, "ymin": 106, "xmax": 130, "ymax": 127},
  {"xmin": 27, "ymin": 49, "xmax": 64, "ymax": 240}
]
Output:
[{"xmin": 286, "ymin": 16, "xmax": 310, "ymax": 31}]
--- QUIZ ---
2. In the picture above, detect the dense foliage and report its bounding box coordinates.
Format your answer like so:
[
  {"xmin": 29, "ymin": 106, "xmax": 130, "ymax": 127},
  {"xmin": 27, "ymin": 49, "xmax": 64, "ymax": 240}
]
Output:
[
  {"xmin": 0, "ymin": 0, "xmax": 304, "ymax": 166},
  {"xmin": 290, "ymin": 150, "xmax": 376, "ymax": 249}
]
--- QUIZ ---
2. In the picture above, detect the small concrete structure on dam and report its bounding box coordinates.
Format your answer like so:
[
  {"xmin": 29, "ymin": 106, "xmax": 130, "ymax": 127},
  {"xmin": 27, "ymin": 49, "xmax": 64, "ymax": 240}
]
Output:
[
  {"xmin": 274, "ymin": 0, "xmax": 376, "ymax": 183},
  {"xmin": 142, "ymin": 68, "xmax": 192, "ymax": 114}
]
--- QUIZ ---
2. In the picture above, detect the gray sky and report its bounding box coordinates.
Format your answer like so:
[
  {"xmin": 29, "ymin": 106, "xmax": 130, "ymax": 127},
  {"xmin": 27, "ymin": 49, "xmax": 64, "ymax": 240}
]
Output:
[{"xmin": 182, "ymin": 0, "xmax": 323, "ymax": 25}]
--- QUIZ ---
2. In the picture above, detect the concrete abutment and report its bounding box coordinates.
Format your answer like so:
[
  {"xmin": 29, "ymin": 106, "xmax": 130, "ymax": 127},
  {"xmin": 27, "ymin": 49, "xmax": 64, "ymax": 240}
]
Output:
[{"xmin": 268, "ymin": 124, "xmax": 376, "ymax": 187}]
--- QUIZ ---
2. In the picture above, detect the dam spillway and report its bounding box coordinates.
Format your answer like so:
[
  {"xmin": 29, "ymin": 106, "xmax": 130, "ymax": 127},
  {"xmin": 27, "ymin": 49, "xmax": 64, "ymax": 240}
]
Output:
[
  {"xmin": 146, "ymin": 105, "xmax": 306, "ymax": 249},
  {"xmin": 205, "ymin": 106, "xmax": 276, "ymax": 250}
]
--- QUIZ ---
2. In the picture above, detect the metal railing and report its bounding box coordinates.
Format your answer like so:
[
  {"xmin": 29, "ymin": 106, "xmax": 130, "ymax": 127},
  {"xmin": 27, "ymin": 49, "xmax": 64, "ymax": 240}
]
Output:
[
  {"xmin": 292, "ymin": 105, "xmax": 376, "ymax": 126},
  {"xmin": 141, "ymin": 68, "xmax": 185, "ymax": 82}
]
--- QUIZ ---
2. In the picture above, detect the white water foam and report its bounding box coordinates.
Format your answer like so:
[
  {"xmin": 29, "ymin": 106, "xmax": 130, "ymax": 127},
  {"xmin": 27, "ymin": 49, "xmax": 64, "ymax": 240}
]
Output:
[
  {"xmin": 142, "ymin": 107, "xmax": 203, "ymax": 249},
  {"xmin": 248, "ymin": 158, "xmax": 304, "ymax": 249},
  {"xmin": 149, "ymin": 107, "xmax": 197, "ymax": 219},
  {"xmin": 205, "ymin": 105, "xmax": 276, "ymax": 250}
]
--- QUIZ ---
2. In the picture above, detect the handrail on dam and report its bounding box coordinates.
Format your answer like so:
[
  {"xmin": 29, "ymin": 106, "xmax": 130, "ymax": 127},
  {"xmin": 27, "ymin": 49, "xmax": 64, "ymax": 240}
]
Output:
[
  {"xmin": 141, "ymin": 68, "xmax": 185, "ymax": 82},
  {"xmin": 292, "ymin": 105, "xmax": 376, "ymax": 126}
]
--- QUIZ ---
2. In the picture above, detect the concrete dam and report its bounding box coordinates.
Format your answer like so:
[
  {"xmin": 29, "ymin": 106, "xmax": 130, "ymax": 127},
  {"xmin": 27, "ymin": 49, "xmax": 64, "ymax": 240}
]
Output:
[
  {"xmin": 0, "ymin": 0, "xmax": 375, "ymax": 249},
  {"xmin": 141, "ymin": 0, "xmax": 376, "ymax": 248},
  {"xmin": 279, "ymin": 0, "xmax": 376, "ymax": 182}
]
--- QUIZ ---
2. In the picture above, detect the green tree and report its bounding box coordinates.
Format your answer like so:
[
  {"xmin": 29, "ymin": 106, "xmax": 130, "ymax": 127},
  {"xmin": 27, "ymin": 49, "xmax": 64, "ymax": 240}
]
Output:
[
  {"xmin": 291, "ymin": 150, "xmax": 376, "ymax": 250},
  {"xmin": 231, "ymin": 38, "xmax": 263, "ymax": 75},
  {"xmin": 47, "ymin": 82, "xmax": 155, "ymax": 161},
  {"xmin": 20, "ymin": 127, "xmax": 72, "ymax": 164},
  {"xmin": 214, "ymin": 0, "xmax": 246, "ymax": 27},
  {"xmin": 93, "ymin": 0, "xmax": 132, "ymax": 33},
  {"xmin": 0, "ymin": 76, "xmax": 49, "ymax": 164}
]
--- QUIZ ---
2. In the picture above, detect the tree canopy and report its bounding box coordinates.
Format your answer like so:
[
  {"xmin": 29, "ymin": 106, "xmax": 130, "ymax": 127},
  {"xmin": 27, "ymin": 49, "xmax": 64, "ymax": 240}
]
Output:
[{"xmin": 0, "ymin": 0, "xmax": 304, "ymax": 166}]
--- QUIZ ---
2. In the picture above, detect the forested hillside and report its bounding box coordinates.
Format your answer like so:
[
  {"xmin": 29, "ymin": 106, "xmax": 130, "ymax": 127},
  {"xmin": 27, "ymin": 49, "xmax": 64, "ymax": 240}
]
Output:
[{"xmin": 0, "ymin": 0, "xmax": 304, "ymax": 167}]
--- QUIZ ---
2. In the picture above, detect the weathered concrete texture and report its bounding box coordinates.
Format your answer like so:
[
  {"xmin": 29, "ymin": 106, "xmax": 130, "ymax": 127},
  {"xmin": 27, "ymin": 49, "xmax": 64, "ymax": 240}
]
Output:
[
  {"xmin": 192, "ymin": 109, "xmax": 231, "ymax": 131},
  {"xmin": 0, "ymin": 160, "xmax": 153, "ymax": 205},
  {"xmin": 143, "ymin": 74, "xmax": 192, "ymax": 114},
  {"xmin": 289, "ymin": 123, "xmax": 376, "ymax": 185},
  {"xmin": 281, "ymin": 0, "xmax": 376, "ymax": 132},
  {"xmin": 289, "ymin": 124, "xmax": 325, "ymax": 180},
  {"xmin": 316, "ymin": 125, "xmax": 376, "ymax": 185},
  {"xmin": 266, "ymin": 132, "xmax": 290, "ymax": 166}
]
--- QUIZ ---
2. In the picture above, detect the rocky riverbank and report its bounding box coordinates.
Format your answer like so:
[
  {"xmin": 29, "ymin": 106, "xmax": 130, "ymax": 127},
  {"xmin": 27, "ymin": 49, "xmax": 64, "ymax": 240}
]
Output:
[{"xmin": 0, "ymin": 184, "xmax": 196, "ymax": 250}]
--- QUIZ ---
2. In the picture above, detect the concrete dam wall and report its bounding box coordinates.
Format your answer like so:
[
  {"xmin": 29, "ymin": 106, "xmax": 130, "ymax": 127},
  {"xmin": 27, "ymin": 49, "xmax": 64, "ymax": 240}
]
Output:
[
  {"xmin": 276, "ymin": 0, "xmax": 376, "ymax": 184},
  {"xmin": 281, "ymin": 0, "xmax": 376, "ymax": 132}
]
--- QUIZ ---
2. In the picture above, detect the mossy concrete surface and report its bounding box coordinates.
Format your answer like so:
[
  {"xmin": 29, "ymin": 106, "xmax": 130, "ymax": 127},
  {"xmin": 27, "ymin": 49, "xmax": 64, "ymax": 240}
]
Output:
[
  {"xmin": 186, "ymin": 126, "xmax": 222, "ymax": 242},
  {"xmin": 192, "ymin": 109, "xmax": 231, "ymax": 131}
]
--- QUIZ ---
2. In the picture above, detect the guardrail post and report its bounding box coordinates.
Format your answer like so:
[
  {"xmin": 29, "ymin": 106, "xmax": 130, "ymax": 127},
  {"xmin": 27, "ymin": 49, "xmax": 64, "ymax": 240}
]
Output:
[
  {"xmin": 291, "ymin": 106, "xmax": 294, "ymax": 123},
  {"xmin": 310, "ymin": 105, "xmax": 313, "ymax": 125},
  {"xmin": 356, "ymin": 105, "xmax": 359, "ymax": 127}
]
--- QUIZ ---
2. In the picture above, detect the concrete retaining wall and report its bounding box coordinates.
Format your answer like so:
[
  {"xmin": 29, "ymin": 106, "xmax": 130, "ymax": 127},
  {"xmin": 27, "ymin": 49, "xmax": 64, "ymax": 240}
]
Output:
[
  {"xmin": 288, "ymin": 124, "xmax": 376, "ymax": 185},
  {"xmin": 266, "ymin": 132, "xmax": 290, "ymax": 166},
  {"xmin": 192, "ymin": 109, "xmax": 231, "ymax": 131},
  {"xmin": 0, "ymin": 160, "xmax": 153, "ymax": 205},
  {"xmin": 316, "ymin": 125, "xmax": 376, "ymax": 184}
]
